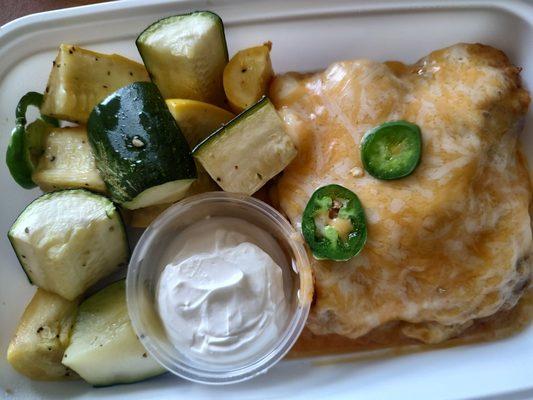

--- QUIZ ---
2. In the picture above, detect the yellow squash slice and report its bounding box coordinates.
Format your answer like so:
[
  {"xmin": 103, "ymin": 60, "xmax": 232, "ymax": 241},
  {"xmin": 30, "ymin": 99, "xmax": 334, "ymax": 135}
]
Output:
[
  {"xmin": 166, "ymin": 99, "xmax": 234, "ymax": 147},
  {"xmin": 223, "ymin": 42, "xmax": 274, "ymax": 113},
  {"xmin": 7, "ymin": 289, "xmax": 78, "ymax": 381},
  {"xmin": 41, "ymin": 44, "xmax": 149, "ymax": 124},
  {"xmin": 32, "ymin": 126, "xmax": 106, "ymax": 193}
]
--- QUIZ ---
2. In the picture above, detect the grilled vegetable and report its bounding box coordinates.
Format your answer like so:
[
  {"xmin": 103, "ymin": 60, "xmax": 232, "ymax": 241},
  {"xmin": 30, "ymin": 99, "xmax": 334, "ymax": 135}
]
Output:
[
  {"xmin": 62, "ymin": 280, "xmax": 165, "ymax": 386},
  {"xmin": 41, "ymin": 44, "xmax": 149, "ymax": 123},
  {"xmin": 6, "ymin": 92, "xmax": 59, "ymax": 189},
  {"xmin": 193, "ymin": 96, "xmax": 297, "ymax": 195},
  {"xmin": 167, "ymin": 98, "xmax": 232, "ymax": 198},
  {"xmin": 130, "ymin": 99, "xmax": 239, "ymax": 228},
  {"xmin": 136, "ymin": 11, "xmax": 228, "ymax": 105},
  {"xmin": 166, "ymin": 99, "xmax": 234, "ymax": 147},
  {"xmin": 223, "ymin": 42, "xmax": 274, "ymax": 113},
  {"xmin": 360, "ymin": 120, "xmax": 422, "ymax": 180},
  {"xmin": 32, "ymin": 126, "xmax": 106, "ymax": 193},
  {"xmin": 88, "ymin": 82, "xmax": 197, "ymax": 210},
  {"xmin": 302, "ymin": 184, "xmax": 367, "ymax": 261},
  {"xmin": 7, "ymin": 289, "xmax": 78, "ymax": 381},
  {"xmin": 8, "ymin": 190, "xmax": 129, "ymax": 300},
  {"xmin": 129, "ymin": 163, "xmax": 221, "ymax": 228}
]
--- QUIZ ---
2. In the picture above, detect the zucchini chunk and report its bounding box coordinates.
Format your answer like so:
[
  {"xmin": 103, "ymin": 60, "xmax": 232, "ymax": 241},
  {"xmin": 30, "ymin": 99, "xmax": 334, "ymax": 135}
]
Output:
[
  {"xmin": 32, "ymin": 126, "xmax": 106, "ymax": 193},
  {"xmin": 8, "ymin": 190, "xmax": 129, "ymax": 300},
  {"xmin": 129, "ymin": 163, "xmax": 221, "ymax": 228},
  {"xmin": 7, "ymin": 289, "xmax": 78, "ymax": 381},
  {"xmin": 132, "ymin": 95, "xmax": 237, "ymax": 226},
  {"xmin": 62, "ymin": 280, "xmax": 165, "ymax": 386},
  {"xmin": 166, "ymin": 98, "xmax": 232, "ymax": 203},
  {"xmin": 193, "ymin": 97, "xmax": 297, "ymax": 195},
  {"xmin": 129, "ymin": 169, "xmax": 221, "ymax": 228},
  {"xmin": 41, "ymin": 44, "xmax": 149, "ymax": 124},
  {"xmin": 88, "ymin": 82, "xmax": 197, "ymax": 210},
  {"xmin": 136, "ymin": 11, "xmax": 228, "ymax": 105},
  {"xmin": 223, "ymin": 42, "xmax": 274, "ymax": 113}
]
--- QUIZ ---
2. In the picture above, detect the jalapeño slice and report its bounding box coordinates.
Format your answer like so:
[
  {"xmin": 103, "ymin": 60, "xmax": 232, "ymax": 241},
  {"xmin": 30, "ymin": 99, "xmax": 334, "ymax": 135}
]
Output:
[
  {"xmin": 361, "ymin": 120, "xmax": 421, "ymax": 180},
  {"xmin": 6, "ymin": 92, "xmax": 59, "ymax": 189},
  {"xmin": 302, "ymin": 184, "xmax": 367, "ymax": 261}
]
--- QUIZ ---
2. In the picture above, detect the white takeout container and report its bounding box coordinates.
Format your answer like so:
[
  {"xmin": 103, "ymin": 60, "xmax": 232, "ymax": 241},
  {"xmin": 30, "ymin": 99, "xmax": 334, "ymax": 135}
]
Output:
[{"xmin": 0, "ymin": 0, "xmax": 532, "ymax": 399}]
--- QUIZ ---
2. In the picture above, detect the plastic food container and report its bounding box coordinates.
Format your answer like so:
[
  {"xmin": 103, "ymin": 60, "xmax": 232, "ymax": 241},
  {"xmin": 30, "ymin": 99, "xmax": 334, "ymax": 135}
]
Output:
[
  {"xmin": 126, "ymin": 192, "xmax": 313, "ymax": 384},
  {"xmin": 2, "ymin": 1, "xmax": 533, "ymax": 399}
]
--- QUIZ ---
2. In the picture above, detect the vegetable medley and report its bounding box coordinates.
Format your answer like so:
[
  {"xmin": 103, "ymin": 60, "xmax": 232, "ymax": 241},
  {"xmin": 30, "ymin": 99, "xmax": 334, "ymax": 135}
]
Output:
[{"xmin": 4, "ymin": 10, "xmax": 422, "ymax": 386}]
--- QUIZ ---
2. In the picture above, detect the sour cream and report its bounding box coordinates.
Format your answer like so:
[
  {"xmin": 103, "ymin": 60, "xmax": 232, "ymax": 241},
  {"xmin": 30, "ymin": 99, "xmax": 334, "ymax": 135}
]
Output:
[{"xmin": 157, "ymin": 217, "xmax": 289, "ymax": 364}]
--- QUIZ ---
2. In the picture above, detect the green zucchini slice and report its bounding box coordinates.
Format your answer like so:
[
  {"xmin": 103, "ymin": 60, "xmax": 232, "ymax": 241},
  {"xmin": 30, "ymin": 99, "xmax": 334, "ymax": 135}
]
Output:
[
  {"xmin": 136, "ymin": 11, "xmax": 228, "ymax": 105},
  {"xmin": 62, "ymin": 280, "xmax": 165, "ymax": 387},
  {"xmin": 8, "ymin": 190, "xmax": 129, "ymax": 300},
  {"xmin": 360, "ymin": 120, "xmax": 422, "ymax": 180},
  {"xmin": 32, "ymin": 126, "xmax": 106, "ymax": 193},
  {"xmin": 192, "ymin": 97, "xmax": 297, "ymax": 195},
  {"xmin": 302, "ymin": 184, "xmax": 367, "ymax": 261},
  {"xmin": 88, "ymin": 82, "xmax": 197, "ymax": 210},
  {"xmin": 41, "ymin": 44, "xmax": 149, "ymax": 124}
]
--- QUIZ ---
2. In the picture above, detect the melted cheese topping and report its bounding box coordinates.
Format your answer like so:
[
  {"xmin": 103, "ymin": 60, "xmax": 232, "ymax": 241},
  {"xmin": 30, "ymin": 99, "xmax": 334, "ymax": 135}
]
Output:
[{"xmin": 270, "ymin": 43, "xmax": 532, "ymax": 343}]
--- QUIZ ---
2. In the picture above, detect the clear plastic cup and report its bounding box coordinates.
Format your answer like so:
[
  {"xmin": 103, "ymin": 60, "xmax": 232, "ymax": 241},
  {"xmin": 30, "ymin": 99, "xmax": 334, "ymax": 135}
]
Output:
[{"xmin": 126, "ymin": 192, "xmax": 313, "ymax": 385}]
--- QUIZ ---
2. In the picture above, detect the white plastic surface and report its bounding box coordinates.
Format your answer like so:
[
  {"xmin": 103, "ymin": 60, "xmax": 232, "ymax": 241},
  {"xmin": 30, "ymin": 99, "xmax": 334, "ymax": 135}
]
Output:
[{"xmin": 0, "ymin": 0, "xmax": 532, "ymax": 399}]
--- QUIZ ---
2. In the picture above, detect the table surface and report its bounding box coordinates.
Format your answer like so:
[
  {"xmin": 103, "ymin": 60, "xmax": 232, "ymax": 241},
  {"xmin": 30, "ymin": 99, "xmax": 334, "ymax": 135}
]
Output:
[{"xmin": 1, "ymin": 0, "xmax": 109, "ymax": 26}]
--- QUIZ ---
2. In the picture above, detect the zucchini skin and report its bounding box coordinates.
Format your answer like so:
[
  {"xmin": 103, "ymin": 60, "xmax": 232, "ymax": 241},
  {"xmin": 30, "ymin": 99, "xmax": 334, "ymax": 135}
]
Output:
[
  {"xmin": 88, "ymin": 82, "xmax": 196, "ymax": 204},
  {"xmin": 7, "ymin": 186, "xmax": 61, "ymax": 285},
  {"xmin": 192, "ymin": 96, "xmax": 297, "ymax": 195},
  {"xmin": 193, "ymin": 96, "xmax": 269, "ymax": 154},
  {"xmin": 92, "ymin": 373, "xmax": 166, "ymax": 388},
  {"xmin": 7, "ymin": 232, "xmax": 33, "ymax": 285}
]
